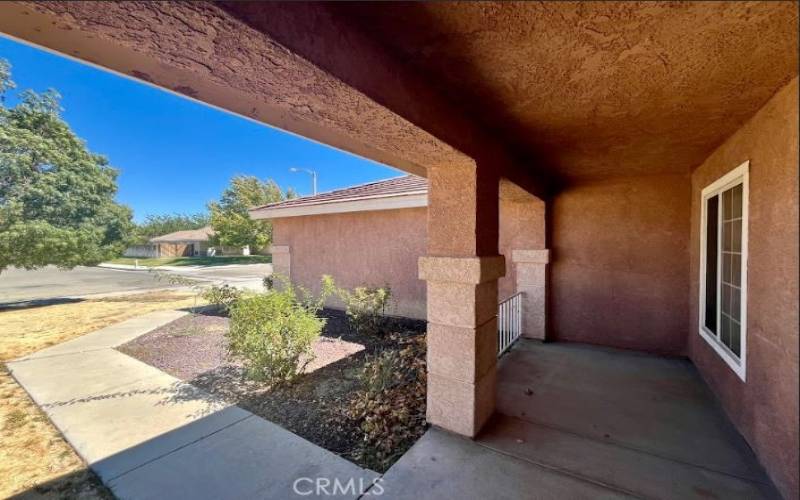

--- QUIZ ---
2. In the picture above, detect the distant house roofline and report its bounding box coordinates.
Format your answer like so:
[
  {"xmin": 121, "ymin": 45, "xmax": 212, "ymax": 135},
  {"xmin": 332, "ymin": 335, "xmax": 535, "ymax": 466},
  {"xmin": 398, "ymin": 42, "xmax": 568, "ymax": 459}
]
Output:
[
  {"xmin": 149, "ymin": 226, "xmax": 215, "ymax": 243},
  {"xmin": 249, "ymin": 175, "xmax": 428, "ymax": 219}
]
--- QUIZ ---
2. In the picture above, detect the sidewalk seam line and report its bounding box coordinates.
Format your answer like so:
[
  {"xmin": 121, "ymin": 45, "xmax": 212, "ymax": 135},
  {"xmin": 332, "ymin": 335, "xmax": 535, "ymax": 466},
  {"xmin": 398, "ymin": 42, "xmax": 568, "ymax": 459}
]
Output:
[
  {"xmin": 502, "ymin": 413, "xmax": 770, "ymax": 485},
  {"xmin": 105, "ymin": 413, "xmax": 256, "ymax": 483},
  {"xmin": 40, "ymin": 371, "xmax": 169, "ymax": 411},
  {"xmin": 11, "ymin": 346, "xmax": 113, "ymax": 363},
  {"xmin": 471, "ymin": 439, "xmax": 646, "ymax": 498}
]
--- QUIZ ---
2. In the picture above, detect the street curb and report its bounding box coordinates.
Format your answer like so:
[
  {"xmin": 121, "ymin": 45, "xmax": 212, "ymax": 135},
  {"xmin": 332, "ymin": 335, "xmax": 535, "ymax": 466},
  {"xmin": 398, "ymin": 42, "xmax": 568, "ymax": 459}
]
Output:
[
  {"xmin": 97, "ymin": 263, "xmax": 271, "ymax": 272},
  {"xmin": 96, "ymin": 263, "xmax": 151, "ymax": 271},
  {"xmin": 97, "ymin": 263, "xmax": 202, "ymax": 272}
]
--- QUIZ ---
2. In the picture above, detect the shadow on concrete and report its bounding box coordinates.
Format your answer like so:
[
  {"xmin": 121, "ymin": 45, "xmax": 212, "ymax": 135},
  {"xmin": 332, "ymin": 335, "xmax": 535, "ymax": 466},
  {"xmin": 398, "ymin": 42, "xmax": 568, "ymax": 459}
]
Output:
[
  {"xmin": 10, "ymin": 408, "xmax": 374, "ymax": 499},
  {"xmin": 41, "ymin": 379, "xmax": 228, "ymax": 421},
  {"xmin": 89, "ymin": 408, "xmax": 375, "ymax": 499}
]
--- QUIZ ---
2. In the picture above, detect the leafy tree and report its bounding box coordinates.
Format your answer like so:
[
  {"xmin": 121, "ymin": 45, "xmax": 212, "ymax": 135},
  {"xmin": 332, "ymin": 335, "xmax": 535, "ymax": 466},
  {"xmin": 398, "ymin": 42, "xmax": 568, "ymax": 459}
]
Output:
[
  {"xmin": 134, "ymin": 212, "xmax": 210, "ymax": 244},
  {"xmin": 209, "ymin": 175, "xmax": 296, "ymax": 252},
  {"xmin": 0, "ymin": 59, "xmax": 134, "ymax": 272}
]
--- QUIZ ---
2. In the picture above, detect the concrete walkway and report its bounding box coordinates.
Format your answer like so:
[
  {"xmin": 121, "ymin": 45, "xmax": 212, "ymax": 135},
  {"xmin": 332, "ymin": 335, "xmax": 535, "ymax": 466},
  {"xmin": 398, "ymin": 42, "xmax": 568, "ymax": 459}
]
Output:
[{"xmin": 7, "ymin": 310, "xmax": 376, "ymax": 499}]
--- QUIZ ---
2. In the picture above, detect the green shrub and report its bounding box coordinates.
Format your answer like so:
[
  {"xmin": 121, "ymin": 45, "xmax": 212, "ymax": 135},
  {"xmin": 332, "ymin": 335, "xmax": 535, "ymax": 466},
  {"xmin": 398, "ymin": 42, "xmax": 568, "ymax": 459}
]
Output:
[
  {"xmin": 348, "ymin": 334, "xmax": 426, "ymax": 471},
  {"xmin": 295, "ymin": 274, "xmax": 337, "ymax": 313},
  {"xmin": 266, "ymin": 273, "xmax": 335, "ymax": 311},
  {"xmin": 201, "ymin": 284, "xmax": 243, "ymax": 313},
  {"xmin": 226, "ymin": 277, "xmax": 334, "ymax": 384},
  {"xmin": 338, "ymin": 285, "xmax": 392, "ymax": 335}
]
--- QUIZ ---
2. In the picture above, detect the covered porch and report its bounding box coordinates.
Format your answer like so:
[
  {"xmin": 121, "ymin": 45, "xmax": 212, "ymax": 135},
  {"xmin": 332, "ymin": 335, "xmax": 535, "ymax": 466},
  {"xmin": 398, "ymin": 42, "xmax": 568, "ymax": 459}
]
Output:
[
  {"xmin": 381, "ymin": 339, "xmax": 778, "ymax": 499},
  {"xmin": 1, "ymin": 2, "xmax": 795, "ymax": 498}
]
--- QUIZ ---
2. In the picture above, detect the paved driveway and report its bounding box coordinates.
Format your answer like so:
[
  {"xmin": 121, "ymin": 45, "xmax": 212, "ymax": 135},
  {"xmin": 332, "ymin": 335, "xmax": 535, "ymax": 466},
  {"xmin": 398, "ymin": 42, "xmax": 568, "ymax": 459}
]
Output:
[{"xmin": 0, "ymin": 264, "xmax": 272, "ymax": 305}]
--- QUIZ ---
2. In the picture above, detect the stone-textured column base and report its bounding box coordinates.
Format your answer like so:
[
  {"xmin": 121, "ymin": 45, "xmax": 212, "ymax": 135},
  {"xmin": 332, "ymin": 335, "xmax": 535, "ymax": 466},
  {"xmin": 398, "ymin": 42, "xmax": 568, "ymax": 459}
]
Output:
[
  {"xmin": 420, "ymin": 255, "xmax": 504, "ymax": 437},
  {"xmin": 512, "ymin": 249, "xmax": 549, "ymax": 340},
  {"xmin": 426, "ymin": 368, "xmax": 497, "ymax": 437}
]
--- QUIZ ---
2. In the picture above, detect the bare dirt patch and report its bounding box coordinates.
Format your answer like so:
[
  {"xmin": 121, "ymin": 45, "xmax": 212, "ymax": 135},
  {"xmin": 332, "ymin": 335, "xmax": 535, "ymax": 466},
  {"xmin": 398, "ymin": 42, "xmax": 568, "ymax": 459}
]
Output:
[{"xmin": 118, "ymin": 309, "xmax": 426, "ymax": 471}]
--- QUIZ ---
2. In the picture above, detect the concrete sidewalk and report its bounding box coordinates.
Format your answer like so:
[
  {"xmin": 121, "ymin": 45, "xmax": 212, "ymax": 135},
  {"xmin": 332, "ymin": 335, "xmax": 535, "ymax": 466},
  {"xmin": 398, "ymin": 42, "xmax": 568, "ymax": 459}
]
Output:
[
  {"xmin": 98, "ymin": 262, "xmax": 272, "ymax": 272},
  {"xmin": 7, "ymin": 310, "xmax": 376, "ymax": 499},
  {"xmin": 98, "ymin": 263, "xmax": 200, "ymax": 271}
]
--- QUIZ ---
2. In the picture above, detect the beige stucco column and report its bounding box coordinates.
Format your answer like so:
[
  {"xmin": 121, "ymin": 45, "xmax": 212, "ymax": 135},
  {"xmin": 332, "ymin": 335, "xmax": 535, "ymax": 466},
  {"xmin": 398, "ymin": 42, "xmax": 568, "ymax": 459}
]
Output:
[
  {"xmin": 269, "ymin": 245, "xmax": 291, "ymax": 281},
  {"xmin": 512, "ymin": 249, "xmax": 550, "ymax": 340},
  {"xmin": 420, "ymin": 163, "xmax": 504, "ymax": 437}
]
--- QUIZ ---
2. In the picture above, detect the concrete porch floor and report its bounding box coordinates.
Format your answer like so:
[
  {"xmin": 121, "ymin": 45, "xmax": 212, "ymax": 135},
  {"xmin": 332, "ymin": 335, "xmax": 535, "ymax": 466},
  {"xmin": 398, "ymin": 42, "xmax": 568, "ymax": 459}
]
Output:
[{"xmin": 379, "ymin": 340, "xmax": 779, "ymax": 499}]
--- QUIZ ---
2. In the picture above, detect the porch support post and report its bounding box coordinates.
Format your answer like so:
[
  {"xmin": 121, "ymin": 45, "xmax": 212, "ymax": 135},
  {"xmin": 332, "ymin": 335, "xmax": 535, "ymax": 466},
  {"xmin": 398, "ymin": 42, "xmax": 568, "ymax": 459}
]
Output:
[
  {"xmin": 420, "ymin": 163, "xmax": 504, "ymax": 437},
  {"xmin": 512, "ymin": 249, "xmax": 550, "ymax": 340}
]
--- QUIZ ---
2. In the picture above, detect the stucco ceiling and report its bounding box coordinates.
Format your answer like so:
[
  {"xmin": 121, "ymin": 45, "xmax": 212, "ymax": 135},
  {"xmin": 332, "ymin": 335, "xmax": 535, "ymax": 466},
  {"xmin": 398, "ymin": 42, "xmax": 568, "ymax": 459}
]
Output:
[{"xmin": 330, "ymin": 1, "xmax": 798, "ymax": 182}]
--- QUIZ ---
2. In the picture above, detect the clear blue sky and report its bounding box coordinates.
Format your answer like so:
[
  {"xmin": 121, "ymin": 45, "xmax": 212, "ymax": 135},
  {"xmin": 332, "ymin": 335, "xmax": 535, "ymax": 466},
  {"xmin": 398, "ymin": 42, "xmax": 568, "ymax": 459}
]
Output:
[{"xmin": 0, "ymin": 35, "xmax": 401, "ymax": 222}]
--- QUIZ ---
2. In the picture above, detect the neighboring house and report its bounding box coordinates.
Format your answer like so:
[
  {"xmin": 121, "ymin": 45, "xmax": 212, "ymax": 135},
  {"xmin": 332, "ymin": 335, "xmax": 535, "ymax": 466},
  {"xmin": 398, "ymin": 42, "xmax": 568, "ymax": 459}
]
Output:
[
  {"xmin": 149, "ymin": 226, "xmax": 216, "ymax": 257},
  {"xmin": 124, "ymin": 226, "xmax": 251, "ymax": 258},
  {"xmin": 250, "ymin": 175, "xmax": 545, "ymax": 321},
  {"xmin": 124, "ymin": 227, "xmax": 216, "ymax": 258}
]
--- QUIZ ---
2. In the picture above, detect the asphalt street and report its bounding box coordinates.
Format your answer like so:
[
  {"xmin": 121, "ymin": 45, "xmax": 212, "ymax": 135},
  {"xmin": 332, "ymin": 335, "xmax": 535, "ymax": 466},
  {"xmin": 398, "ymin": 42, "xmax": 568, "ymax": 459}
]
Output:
[{"xmin": 0, "ymin": 264, "xmax": 272, "ymax": 304}]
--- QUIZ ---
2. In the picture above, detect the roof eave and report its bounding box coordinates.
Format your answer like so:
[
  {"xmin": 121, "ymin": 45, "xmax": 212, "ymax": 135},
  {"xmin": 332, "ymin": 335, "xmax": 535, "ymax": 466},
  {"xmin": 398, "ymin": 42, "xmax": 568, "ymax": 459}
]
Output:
[{"xmin": 250, "ymin": 192, "xmax": 428, "ymax": 219}]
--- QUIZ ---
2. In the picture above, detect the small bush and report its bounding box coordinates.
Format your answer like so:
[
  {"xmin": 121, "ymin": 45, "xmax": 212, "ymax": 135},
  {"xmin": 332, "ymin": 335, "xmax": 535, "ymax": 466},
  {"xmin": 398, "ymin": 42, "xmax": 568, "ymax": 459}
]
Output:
[
  {"xmin": 226, "ymin": 277, "xmax": 334, "ymax": 384},
  {"xmin": 338, "ymin": 285, "xmax": 392, "ymax": 335},
  {"xmin": 348, "ymin": 334, "xmax": 426, "ymax": 471},
  {"xmin": 201, "ymin": 284, "xmax": 243, "ymax": 313},
  {"xmin": 296, "ymin": 274, "xmax": 337, "ymax": 313}
]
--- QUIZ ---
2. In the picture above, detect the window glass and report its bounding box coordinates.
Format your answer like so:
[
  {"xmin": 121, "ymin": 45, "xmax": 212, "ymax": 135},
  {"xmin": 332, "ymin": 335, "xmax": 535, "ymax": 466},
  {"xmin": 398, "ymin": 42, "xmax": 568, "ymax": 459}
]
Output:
[
  {"xmin": 719, "ymin": 185, "xmax": 743, "ymax": 355},
  {"xmin": 704, "ymin": 195, "xmax": 718, "ymax": 333},
  {"xmin": 700, "ymin": 165, "xmax": 747, "ymax": 378}
]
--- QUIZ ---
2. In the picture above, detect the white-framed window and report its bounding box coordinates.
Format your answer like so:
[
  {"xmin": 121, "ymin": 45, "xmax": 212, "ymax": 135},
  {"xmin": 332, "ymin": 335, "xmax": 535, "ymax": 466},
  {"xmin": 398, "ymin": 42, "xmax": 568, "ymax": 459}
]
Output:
[{"xmin": 699, "ymin": 160, "xmax": 749, "ymax": 381}]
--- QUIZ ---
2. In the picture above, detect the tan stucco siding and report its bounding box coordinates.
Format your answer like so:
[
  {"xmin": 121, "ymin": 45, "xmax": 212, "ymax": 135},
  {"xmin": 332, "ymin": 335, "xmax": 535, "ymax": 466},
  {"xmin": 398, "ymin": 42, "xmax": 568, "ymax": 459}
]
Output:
[
  {"xmin": 688, "ymin": 77, "xmax": 799, "ymax": 500},
  {"xmin": 271, "ymin": 197, "xmax": 546, "ymax": 320},
  {"xmin": 498, "ymin": 194, "xmax": 546, "ymax": 300},
  {"xmin": 549, "ymin": 173, "xmax": 692, "ymax": 355},
  {"xmin": 272, "ymin": 208, "xmax": 429, "ymax": 319}
]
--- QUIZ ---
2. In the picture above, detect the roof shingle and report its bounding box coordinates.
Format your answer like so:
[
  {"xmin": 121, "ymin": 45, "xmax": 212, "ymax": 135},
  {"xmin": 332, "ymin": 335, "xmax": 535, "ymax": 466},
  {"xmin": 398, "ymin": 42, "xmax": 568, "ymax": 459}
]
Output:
[
  {"xmin": 150, "ymin": 226, "xmax": 215, "ymax": 243},
  {"xmin": 251, "ymin": 175, "xmax": 427, "ymax": 211}
]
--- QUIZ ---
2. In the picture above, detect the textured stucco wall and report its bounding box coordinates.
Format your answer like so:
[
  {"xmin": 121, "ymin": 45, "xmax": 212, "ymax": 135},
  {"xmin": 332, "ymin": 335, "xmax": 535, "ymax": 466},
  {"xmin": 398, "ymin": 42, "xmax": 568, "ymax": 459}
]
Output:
[
  {"xmin": 271, "ymin": 195, "xmax": 545, "ymax": 320},
  {"xmin": 549, "ymin": 174, "xmax": 691, "ymax": 354},
  {"xmin": 498, "ymin": 193, "xmax": 546, "ymax": 300},
  {"xmin": 272, "ymin": 208, "xmax": 429, "ymax": 319},
  {"xmin": 688, "ymin": 78, "xmax": 799, "ymax": 500}
]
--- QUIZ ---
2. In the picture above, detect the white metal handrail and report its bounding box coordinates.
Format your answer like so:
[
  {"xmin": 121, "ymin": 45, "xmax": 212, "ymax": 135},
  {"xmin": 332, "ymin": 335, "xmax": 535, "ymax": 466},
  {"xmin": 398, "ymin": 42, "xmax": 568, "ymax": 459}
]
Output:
[{"xmin": 498, "ymin": 292, "xmax": 523, "ymax": 356}]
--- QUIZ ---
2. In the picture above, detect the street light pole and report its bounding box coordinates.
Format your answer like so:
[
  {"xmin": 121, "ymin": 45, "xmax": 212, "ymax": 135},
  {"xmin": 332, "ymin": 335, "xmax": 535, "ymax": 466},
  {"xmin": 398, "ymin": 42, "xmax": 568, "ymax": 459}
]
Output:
[
  {"xmin": 289, "ymin": 167, "xmax": 317, "ymax": 195},
  {"xmin": 311, "ymin": 170, "xmax": 317, "ymax": 195}
]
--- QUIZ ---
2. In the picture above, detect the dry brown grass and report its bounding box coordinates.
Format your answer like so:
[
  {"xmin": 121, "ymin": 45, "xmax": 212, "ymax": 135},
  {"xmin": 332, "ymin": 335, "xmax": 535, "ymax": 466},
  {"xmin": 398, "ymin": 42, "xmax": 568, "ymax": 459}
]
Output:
[{"xmin": 0, "ymin": 291, "xmax": 200, "ymax": 499}]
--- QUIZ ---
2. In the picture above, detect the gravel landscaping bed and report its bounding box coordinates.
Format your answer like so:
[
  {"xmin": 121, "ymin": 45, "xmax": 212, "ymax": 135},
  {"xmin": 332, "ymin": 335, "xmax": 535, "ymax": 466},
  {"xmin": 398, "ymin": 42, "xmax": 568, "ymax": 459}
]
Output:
[{"xmin": 117, "ymin": 308, "xmax": 426, "ymax": 471}]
